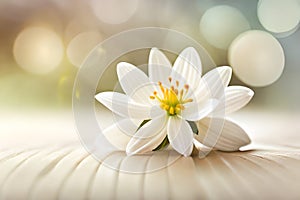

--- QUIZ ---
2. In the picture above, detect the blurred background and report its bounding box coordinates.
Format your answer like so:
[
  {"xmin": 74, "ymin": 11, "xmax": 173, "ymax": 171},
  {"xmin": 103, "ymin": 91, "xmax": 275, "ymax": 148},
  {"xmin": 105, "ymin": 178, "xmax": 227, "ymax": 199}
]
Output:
[{"xmin": 0, "ymin": 0, "xmax": 299, "ymax": 113}]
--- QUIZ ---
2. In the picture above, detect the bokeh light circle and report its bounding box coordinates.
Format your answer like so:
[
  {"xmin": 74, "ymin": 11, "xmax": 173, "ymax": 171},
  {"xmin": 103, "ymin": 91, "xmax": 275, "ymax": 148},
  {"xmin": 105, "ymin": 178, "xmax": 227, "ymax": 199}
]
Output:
[
  {"xmin": 228, "ymin": 30, "xmax": 285, "ymax": 87},
  {"xmin": 199, "ymin": 5, "xmax": 250, "ymax": 50},
  {"xmin": 13, "ymin": 27, "xmax": 64, "ymax": 74},
  {"xmin": 257, "ymin": 0, "xmax": 300, "ymax": 36},
  {"xmin": 67, "ymin": 31, "xmax": 103, "ymax": 68},
  {"xmin": 90, "ymin": 0, "xmax": 138, "ymax": 24}
]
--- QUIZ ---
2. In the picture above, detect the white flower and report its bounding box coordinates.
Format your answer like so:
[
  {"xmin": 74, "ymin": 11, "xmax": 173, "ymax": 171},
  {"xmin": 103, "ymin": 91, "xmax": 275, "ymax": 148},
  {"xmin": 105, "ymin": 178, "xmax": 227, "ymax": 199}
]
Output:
[{"xmin": 95, "ymin": 47, "xmax": 254, "ymax": 156}]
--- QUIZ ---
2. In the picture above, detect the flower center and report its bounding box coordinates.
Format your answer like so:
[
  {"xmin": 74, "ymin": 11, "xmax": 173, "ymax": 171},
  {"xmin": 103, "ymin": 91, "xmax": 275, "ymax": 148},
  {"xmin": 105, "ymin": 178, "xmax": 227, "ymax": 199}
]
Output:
[{"xmin": 150, "ymin": 77, "xmax": 193, "ymax": 116}]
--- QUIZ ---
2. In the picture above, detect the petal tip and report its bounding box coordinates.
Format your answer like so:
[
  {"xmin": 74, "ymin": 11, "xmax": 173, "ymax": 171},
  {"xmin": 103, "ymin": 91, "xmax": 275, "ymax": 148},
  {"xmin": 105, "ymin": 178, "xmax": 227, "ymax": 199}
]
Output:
[
  {"xmin": 243, "ymin": 133, "xmax": 251, "ymax": 145},
  {"xmin": 94, "ymin": 92, "xmax": 105, "ymax": 102},
  {"xmin": 150, "ymin": 47, "xmax": 159, "ymax": 52},
  {"xmin": 149, "ymin": 47, "xmax": 162, "ymax": 60},
  {"xmin": 125, "ymin": 145, "xmax": 134, "ymax": 156},
  {"xmin": 228, "ymin": 66, "xmax": 233, "ymax": 74},
  {"xmin": 116, "ymin": 62, "xmax": 134, "ymax": 73},
  {"xmin": 248, "ymin": 88, "xmax": 255, "ymax": 97},
  {"xmin": 183, "ymin": 151, "xmax": 192, "ymax": 157},
  {"xmin": 234, "ymin": 131, "xmax": 251, "ymax": 151},
  {"xmin": 220, "ymin": 66, "xmax": 232, "ymax": 74},
  {"xmin": 184, "ymin": 46, "xmax": 197, "ymax": 53},
  {"xmin": 241, "ymin": 86, "xmax": 255, "ymax": 99},
  {"xmin": 178, "ymin": 47, "xmax": 199, "ymax": 58},
  {"xmin": 148, "ymin": 47, "xmax": 171, "ymax": 67},
  {"xmin": 149, "ymin": 47, "xmax": 164, "ymax": 56},
  {"xmin": 117, "ymin": 61, "xmax": 128, "ymax": 68},
  {"xmin": 180, "ymin": 47, "xmax": 199, "ymax": 59}
]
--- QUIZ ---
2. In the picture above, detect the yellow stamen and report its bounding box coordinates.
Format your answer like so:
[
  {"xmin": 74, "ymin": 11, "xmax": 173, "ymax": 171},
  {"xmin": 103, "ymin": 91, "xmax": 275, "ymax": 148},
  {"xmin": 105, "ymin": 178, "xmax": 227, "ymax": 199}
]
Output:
[
  {"xmin": 169, "ymin": 107, "xmax": 175, "ymax": 115},
  {"xmin": 164, "ymin": 104, "xmax": 170, "ymax": 110},
  {"xmin": 174, "ymin": 89, "xmax": 178, "ymax": 95},
  {"xmin": 179, "ymin": 89, "xmax": 184, "ymax": 99},
  {"xmin": 150, "ymin": 78, "xmax": 193, "ymax": 116},
  {"xmin": 175, "ymin": 107, "xmax": 181, "ymax": 114},
  {"xmin": 158, "ymin": 82, "xmax": 164, "ymax": 93},
  {"xmin": 182, "ymin": 99, "xmax": 193, "ymax": 103}
]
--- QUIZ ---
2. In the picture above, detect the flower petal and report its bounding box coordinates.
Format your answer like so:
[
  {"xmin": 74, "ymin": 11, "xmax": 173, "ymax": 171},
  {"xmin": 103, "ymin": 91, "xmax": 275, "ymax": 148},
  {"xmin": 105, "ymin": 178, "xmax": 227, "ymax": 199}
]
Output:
[
  {"xmin": 180, "ymin": 99, "xmax": 219, "ymax": 121},
  {"xmin": 200, "ymin": 66, "xmax": 232, "ymax": 99},
  {"xmin": 117, "ymin": 62, "xmax": 154, "ymax": 104},
  {"xmin": 126, "ymin": 115, "xmax": 167, "ymax": 155},
  {"xmin": 102, "ymin": 118, "xmax": 142, "ymax": 150},
  {"xmin": 148, "ymin": 48, "xmax": 172, "ymax": 85},
  {"xmin": 195, "ymin": 117, "xmax": 251, "ymax": 152},
  {"xmin": 171, "ymin": 47, "xmax": 202, "ymax": 90},
  {"xmin": 130, "ymin": 83, "xmax": 161, "ymax": 106},
  {"xmin": 95, "ymin": 92, "xmax": 163, "ymax": 119},
  {"xmin": 167, "ymin": 117, "xmax": 194, "ymax": 156},
  {"xmin": 208, "ymin": 86, "xmax": 254, "ymax": 118},
  {"xmin": 224, "ymin": 86, "xmax": 254, "ymax": 114},
  {"xmin": 129, "ymin": 83, "xmax": 158, "ymax": 105}
]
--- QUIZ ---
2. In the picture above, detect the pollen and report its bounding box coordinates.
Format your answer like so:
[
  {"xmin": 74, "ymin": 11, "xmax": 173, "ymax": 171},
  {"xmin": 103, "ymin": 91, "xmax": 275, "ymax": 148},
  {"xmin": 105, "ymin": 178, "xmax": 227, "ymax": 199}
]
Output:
[{"xmin": 150, "ymin": 78, "xmax": 193, "ymax": 116}]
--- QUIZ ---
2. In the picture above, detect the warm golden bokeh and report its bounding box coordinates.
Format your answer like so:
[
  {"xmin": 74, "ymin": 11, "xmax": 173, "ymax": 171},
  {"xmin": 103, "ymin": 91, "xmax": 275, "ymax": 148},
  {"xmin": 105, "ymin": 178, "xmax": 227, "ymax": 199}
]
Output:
[
  {"xmin": 13, "ymin": 27, "xmax": 64, "ymax": 74},
  {"xmin": 0, "ymin": 0, "xmax": 299, "ymax": 112}
]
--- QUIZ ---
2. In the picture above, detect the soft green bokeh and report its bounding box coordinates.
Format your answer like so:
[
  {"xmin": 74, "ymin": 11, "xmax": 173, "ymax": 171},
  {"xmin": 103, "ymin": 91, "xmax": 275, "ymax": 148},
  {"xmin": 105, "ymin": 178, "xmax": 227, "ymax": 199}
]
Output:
[{"xmin": 0, "ymin": 0, "xmax": 299, "ymax": 112}]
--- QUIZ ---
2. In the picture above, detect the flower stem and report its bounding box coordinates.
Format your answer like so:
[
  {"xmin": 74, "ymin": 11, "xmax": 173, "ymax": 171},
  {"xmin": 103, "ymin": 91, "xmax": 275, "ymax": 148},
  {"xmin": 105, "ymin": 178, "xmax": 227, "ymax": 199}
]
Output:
[
  {"xmin": 136, "ymin": 119, "xmax": 151, "ymax": 131},
  {"xmin": 153, "ymin": 136, "xmax": 169, "ymax": 151},
  {"xmin": 188, "ymin": 121, "xmax": 198, "ymax": 135}
]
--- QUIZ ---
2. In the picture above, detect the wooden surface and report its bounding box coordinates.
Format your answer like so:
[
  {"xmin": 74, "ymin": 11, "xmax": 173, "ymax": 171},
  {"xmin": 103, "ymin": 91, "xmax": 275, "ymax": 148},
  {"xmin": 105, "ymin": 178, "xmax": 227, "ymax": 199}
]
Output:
[{"xmin": 0, "ymin": 109, "xmax": 300, "ymax": 199}]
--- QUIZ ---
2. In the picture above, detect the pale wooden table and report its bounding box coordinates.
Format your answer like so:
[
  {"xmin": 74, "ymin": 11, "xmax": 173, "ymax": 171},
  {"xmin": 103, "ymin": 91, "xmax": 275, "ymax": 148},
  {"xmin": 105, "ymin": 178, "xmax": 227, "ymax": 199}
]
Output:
[{"xmin": 0, "ymin": 108, "xmax": 299, "ymax": 199}]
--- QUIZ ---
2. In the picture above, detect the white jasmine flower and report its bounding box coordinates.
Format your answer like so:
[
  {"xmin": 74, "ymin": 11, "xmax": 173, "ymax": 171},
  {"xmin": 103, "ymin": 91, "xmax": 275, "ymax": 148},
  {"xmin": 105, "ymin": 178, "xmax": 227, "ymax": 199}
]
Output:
[{"xmin": 95, "ymin": 47, "xmax": 253, "ymax": 156}]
